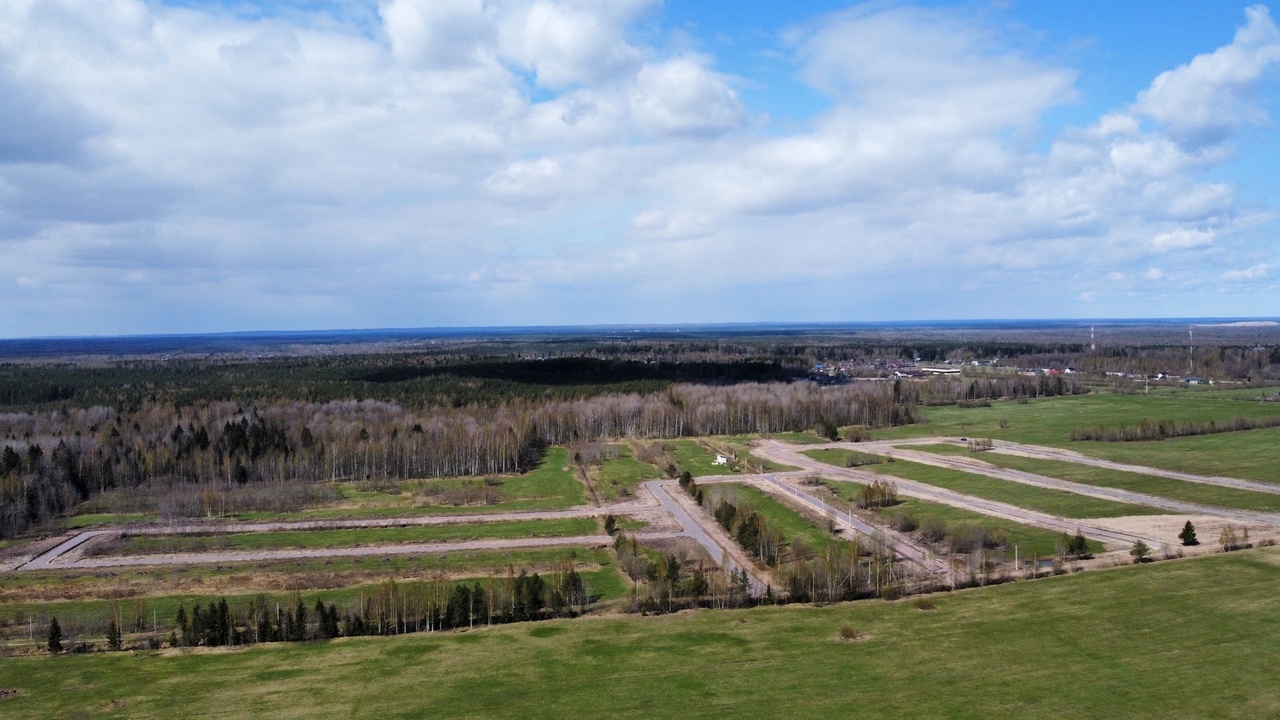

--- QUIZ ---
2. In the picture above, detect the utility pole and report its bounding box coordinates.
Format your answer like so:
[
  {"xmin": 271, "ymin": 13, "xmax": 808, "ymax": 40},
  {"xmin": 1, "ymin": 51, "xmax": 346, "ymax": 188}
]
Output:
[{"xmin": 1189, "ymin": 326, "xmax": 1194, "ymax": 375}]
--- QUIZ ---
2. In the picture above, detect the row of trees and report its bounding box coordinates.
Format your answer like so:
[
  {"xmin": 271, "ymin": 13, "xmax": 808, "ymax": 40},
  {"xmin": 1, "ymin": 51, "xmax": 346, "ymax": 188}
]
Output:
[
  {"xmin": 682, "ymin": 478, "xmax": 931, "ymax": 602},
  {"xmin": 37, "ymin": 563, "xmax": 596, "ymax": 653},
  {"xmin": 1069, "ymin": 415, "xmax": 1280, "ymax": 442},
  {"xmin": 612, "ymin": 533, "xmax": 754, "ymax": 612},
  {"xmin": 915, "ymin": 374, "xmax": 1088, "ymax": 406},
  {"xmin": 0, "ymin": 381, "xmax": 920, "ymax": 538}
]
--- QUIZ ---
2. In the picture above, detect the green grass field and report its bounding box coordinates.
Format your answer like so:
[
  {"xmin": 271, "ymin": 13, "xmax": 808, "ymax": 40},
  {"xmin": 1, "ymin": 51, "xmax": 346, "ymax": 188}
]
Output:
[
  {"xmin": 864, "ymin": 393, "xmax": 1280, "ymax": 483},
  {"xmin": 799, "ymin": 447, "xmax": 866, "ymax": 468},
  {"xmin": 718, "ymin": 435, "xmax": 797, "ymax": 472},
  {"xmin": 0, "ymin": 548, "xmax": 619, "ymax": 607},
  {"xmin": 772, "ymin": 431, "xmax": 829, "ymax": 444},
  {"xmin": 712, "ymin": 484, "xmax": 845, "ymax": 554},
  {"xmin": 3, "ymin": 548, "xmax": 1278, "ymax": 718},
  {"xmin": 0, "ymin": 564, "xmax": 630, "ymax": 649},
  {"xmin": 593, "ymin": 445, "xmax": 660, "ymax": 501},
  {"xmin": 669, "ymin": 439, "xmax": 737, "ymax": 477},
  {"xmin": 224, "ymin": 447, "xmax": 588, "ymax": 522},
  {"xmin": 957, "ymin": 453, "xmax": 1280, "ymax": 513},
  {"xmin": 817, "ymin": 481, "xmax": 1105, "ymax": 555},
  {"xmin": 802, "ymin": 450, "xmax": 1164, "ymax": 519},
  {"xmin": 99, "ymin": 518, "xmax": 603, "ymax": 556}
]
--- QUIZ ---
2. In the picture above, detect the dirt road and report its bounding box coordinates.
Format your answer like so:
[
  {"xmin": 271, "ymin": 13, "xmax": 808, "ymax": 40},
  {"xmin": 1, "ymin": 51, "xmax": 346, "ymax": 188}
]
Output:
[
  {"xmin": 11, "ymin": 482, "xmax": 765, "ymax": 592},
  {"xmin": 752, "ymin": 440, "xmax": 1169, "ymax": 550},
  {"xmin": 864, "ymin": 445, "xmax": 1280, "ymax": 528},
  {"xmin": 857, "ymin": 437, "xmax": 1280, "ymax": 497},
  {"xmin": 35, "ymin": 534, "xmax": 616, "ymax": 569},
  {"xmin": 695, "ymin": 473, "xmax": 949, "ymax": 574}
]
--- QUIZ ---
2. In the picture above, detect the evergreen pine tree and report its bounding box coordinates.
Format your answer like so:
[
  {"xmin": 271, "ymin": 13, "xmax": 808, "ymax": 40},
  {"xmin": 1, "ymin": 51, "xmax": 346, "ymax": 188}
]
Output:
[
  {"xmin": 107, "ymin": 619, "xmax": 122, "ymax": 651},
  {"xmin": 1130, "ymin": 540, "xmax": 1151, "ymax": 564},
  {"xmin": 1179, "ymin": 520, "xmax": 1199, "ymax": 546},
  {"xmin": 47, "ymin": 616, "xmax": 63, "ymax": 654}
]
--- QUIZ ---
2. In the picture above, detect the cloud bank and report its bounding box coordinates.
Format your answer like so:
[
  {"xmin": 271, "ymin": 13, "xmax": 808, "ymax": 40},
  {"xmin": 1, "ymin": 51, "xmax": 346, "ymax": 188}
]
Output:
[{"xmin": 1, "ymin": 0, "xmax": 1278, "ymax": 335}]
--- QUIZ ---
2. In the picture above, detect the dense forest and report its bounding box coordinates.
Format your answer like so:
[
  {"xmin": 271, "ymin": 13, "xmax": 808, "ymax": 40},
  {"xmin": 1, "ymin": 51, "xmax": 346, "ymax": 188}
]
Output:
[{"xmin": 0, "ymin": 325, "xmax": 1254, "ymax": 540}]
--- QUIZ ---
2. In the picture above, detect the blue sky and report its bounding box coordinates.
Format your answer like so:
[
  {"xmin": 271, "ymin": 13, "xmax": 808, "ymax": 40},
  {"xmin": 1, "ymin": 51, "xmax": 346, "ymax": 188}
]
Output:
[{"xmin": 2, "ymin": 1, "xmax": 1279, "ymax": 337}]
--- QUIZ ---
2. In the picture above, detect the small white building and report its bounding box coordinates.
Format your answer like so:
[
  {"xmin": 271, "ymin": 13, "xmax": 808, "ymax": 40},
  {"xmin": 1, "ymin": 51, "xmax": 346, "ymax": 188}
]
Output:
[{"xmin": 712, "ymin": 454, "xmax": 728, "ymax": 466}]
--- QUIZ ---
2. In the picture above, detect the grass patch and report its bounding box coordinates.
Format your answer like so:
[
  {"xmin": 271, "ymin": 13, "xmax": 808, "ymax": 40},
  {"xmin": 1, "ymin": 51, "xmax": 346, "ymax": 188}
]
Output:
[
  {"xmin": 772, "ymin": 431, "xmax": 829, "ymax": 445},
  {"xmin": 715, "ymin": 484, "xmax": 844, "ymax": 554},
  {"xmin": 227, "ymin": 447, "xmax": 587, "ymax": 522},
  {"xmin": 0, "ymin": 548, "xmax": 618, "ymax": 608},
  {"xmin": 805, "ymin": 450, "xmax": 1162, "ymax": 519},
  {"xmin": 61, "ymin": 513, "xmax": 154, "ymax": 528},
  {"xmin": 870, "ymin": 393, "xmax": 1280, "ymax": 483},
  {"xmin": 100, "ymin": 518, "xmax": 602, "ymax": 556},
  {"xmin": 668, "ymin": 439, "xmax": 737, "ymax": 477},
  {"xmin": 819, "ymin": 481, "xmax": 1106, "ymax": 555},
  {"xmin": 593, "ymin": 445, "xmax": 660, "ymax": 501},
  {"xmin": 0, "ymin": 565, "xmax": 628, "ymax": 649},
  {"xmin": 800, "ymin": 448, "xmax": 888, "ymax": 469},
  {"xmin": 719, "ymin": 435, "xmax": 796, "ymax": 472},
  {"xmin": 2, "ymin": 549, "xmax": 1279, "ymax": 717},
  {"xmin": 968, "ymin": 454, "xmax": 1280, "ymax": 514},
  {"xmin": 873, "ymin": 392, "xmax": 1280, "ymax": 445}
]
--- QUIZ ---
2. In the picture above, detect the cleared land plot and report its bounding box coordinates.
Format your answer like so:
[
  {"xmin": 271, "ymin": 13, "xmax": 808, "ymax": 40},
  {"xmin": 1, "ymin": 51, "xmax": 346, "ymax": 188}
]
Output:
[
  {"xmin": 719, "ymin": 435, "xmax": 796, "ymax": 472},
  {"xmin": 772, "ymin": 431, "xmax": 829, "ymax": 445},
  {"xmin": 668, "ymin": 439, "xmax": 737, "ymax": 477},
  {"xmin": 64, "ymin": 448, "xmax": 589, "ymax": 527},
  {"xmin": 819, "ymin": 482, "xmax": 1105, "ymax": 555},
  {"xmin": 593, "ymin": 445, "xmax": 660, "ymax": 501},
  {"xmin": 952, "ymin": 453, "xmax": 1280, "ymax": 514},
  {"xmin": 865, "ymin": 394, "xmax": 1280, "ymax": 482},
  {"xmin": 0, "ymin": 566, "xmax": 629, "ymax": 648},
  {"xmin": 712, "ymin": 483, "xmax": 846, "ymax": 554},
  {"xmin": 1058, "ymin": 428, "xmax": 1280, "ymax": 485},
  {"xmin": 802, "ymin": 450, "xmax": 1166, "ymax": 519},
  {"xmin": 0, "ymin": 548, "xmax": 619, "ymax": 607},
  {"xmin": 94, "ymin": 518, "xmax": 603, "ymax": 557},
  {"xmin": 3, "ymin": 548, "xmax": 1279, "ymax": 718},
  {"xmin": 230, "ymin": 447, "xmax": 587, "ymax": 521}
]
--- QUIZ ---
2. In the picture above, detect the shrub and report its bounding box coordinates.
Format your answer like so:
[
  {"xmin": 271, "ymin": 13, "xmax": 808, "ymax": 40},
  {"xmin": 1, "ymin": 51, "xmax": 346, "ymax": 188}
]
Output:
[
  {"xmin": 919, "ymin": 516, "xmax": 948, "ymax": 543},
  {"xmin": 947, "ymin": 523, "xmax": 993, "ymax": 553},
  {"xmin": 843, "ymin": 451, "xmax": 883, "ymax": 468},
  {"xmin": 889, "ymin": 512, "xmax": 918, "ymax": 532},
  {"xmin": 838, "ymin": 626, "xmax": 863, "ymax": 641},
  {"xmin": 856, "ymin": 479, "xmax": 899, "ymax": 509},
  {"xmin": 912, "ymin": 597, "xmax": 936, "ymax": 611},
  {"xmin": 1130, "ymin": 540, "xmax": 1151, "ymax": 563}
]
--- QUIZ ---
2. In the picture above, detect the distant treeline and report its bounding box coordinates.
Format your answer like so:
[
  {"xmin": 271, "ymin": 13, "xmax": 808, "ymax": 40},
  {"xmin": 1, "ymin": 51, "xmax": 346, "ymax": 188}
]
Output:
[
  {"xmin": 915, "ymin": 374, "xmax": 1088, "ymax": 406},
  {"xmin": 0, "ymin": 356, "xmax": 806, "ymax": 411},
  {"xmin": 0, "ymin": 381, "xmax": 918, "ymax": 538},
  {"xmin": 3, "ymin": 339, "xmax": 1277, "ymax": 418},
  {"xmin": 1069, "ymin": 415, "xmax": 1280, "ymax": 442}
]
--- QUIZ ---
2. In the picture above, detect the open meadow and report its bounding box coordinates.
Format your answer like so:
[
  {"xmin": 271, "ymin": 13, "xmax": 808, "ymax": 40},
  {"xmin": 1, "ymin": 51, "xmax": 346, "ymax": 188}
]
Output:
[{"xmin": 2, "ymin": 547, "xmax": 1278, "ymax": 718}]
